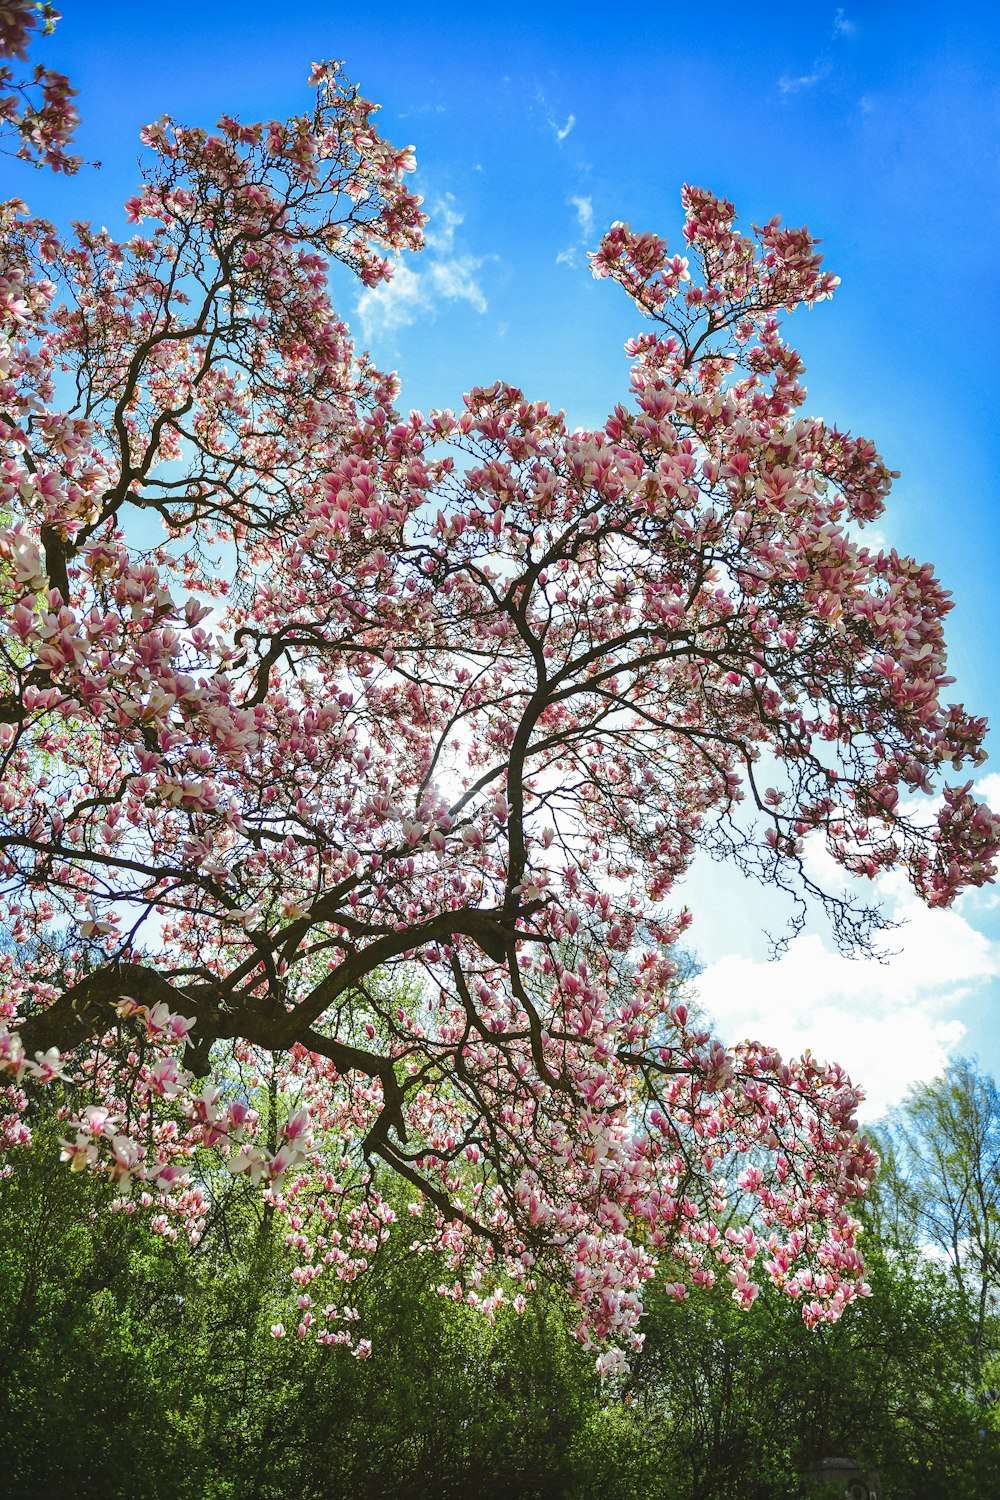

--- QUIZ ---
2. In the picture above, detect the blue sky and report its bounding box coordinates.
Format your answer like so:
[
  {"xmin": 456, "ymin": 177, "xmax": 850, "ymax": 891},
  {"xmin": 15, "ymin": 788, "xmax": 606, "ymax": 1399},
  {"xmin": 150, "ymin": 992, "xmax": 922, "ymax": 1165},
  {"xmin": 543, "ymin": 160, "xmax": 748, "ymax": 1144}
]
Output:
[{"xmin": 11, "ymin": 0, "xmax": 1000, "ymax": 1113}]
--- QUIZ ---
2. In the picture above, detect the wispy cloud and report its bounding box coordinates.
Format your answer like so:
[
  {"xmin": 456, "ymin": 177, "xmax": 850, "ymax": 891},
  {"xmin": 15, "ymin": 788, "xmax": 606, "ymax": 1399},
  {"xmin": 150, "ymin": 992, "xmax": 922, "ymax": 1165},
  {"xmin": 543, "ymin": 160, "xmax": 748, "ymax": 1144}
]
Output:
[
  {"xmin": 356, "ymin": 262, "xmax": 426, "ymax": 337},
  {"xmin": 779, "ymin": 66, "xmax": 831, "ymax": 95},
  {"xmin": 427, "ymin": 258, "xmax": 487, "ymax": 312},
  {"xmin": 531, "ymin": 82, "xmax": 577, "ymax": 145},
  {"xmin": 779, "ymin": 9, "xmax": 855, "ymax": 95},
  {"xmin": 396, "ymin": 101, "xmax": 447, "ymax": 120},
  {"xmin": 557, "ymin": 194, "xmax": 596, "ymax": 269},
  {"xmin": 357, "ymin": 194, "xmax": 487, "ymax": 341},
  {"xmin": 569, "ymin": 194, "xmax": 594, "ymax": 236},
  {"xmin": 423, "ymin": 193, "xmax": 464, "ymax": 255}
]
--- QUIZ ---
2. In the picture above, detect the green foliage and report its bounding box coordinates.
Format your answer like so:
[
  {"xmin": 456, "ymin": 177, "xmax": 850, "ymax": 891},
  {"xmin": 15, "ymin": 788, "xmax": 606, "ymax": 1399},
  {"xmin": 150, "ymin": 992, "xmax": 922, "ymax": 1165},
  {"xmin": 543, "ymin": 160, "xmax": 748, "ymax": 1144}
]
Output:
[
  {"xmin": 0, "ymin": 1117, "xmax": 603, "ymax": 1499},
  {"xmin": 0, "ymin": 1117, "xmax": 200, "ymax": 1498},
  {"xmin": 622, "ymin": 1229, "xmax": 996, "ymax": 1500},
  {"xmin": 3, "ymin": 1072, "xmax": 1000, "ymax": 1499}
]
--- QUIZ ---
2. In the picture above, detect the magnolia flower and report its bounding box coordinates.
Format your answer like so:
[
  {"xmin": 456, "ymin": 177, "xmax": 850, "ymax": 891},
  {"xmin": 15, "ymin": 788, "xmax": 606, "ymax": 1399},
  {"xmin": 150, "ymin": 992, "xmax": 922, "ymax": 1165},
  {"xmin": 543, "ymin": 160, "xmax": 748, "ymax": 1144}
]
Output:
[
  {"xmin": 0, "ymin": 1027, "xmax": 27, "ymax": 1078},
  {"xmin": 59, "ymin": 1136, "xmax": 99, "ymax": 1172},
  {"xmin": 228, "ymin": 1147, "xmax": 268, "ymax": 1186},
  {"xmin": 595, "ymin": 1347, "xmax": 627, "ymax": 1379},
  {"xmin": 80, "ymin": 898, "xmax": 116, "ymax": 940},
  {"xmin": 7, "ymin": 532, "xmax": 47, "ymax": 591},
  {"xmin": 29, "ymin": 1047, "xmax": 71, "ymax": 1083}
]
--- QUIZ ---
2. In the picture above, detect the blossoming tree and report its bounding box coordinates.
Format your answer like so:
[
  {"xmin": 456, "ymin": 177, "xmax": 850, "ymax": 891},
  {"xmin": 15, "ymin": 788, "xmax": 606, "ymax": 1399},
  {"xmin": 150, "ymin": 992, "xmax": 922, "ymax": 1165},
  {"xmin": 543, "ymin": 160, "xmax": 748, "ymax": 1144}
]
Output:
[{"xmin": 1, "ymin": 4, "xmax": 998, "ymax": 1363}]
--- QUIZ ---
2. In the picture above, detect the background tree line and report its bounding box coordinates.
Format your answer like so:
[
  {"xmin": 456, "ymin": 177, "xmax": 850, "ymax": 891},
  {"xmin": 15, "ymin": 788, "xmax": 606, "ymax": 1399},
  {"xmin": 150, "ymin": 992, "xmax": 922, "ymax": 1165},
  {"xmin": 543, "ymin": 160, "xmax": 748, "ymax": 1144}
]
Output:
[{"xmin": 2, "ymin": 1058, "xmax": 999, "ymax": 1500}]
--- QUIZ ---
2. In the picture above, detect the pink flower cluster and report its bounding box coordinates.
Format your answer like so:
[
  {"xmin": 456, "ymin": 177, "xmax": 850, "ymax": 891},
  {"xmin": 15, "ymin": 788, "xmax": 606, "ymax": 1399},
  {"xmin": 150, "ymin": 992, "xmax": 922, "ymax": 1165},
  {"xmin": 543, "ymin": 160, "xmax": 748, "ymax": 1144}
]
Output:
[{"xmin": 0, "ymin": 2, "xmax": 80, "ymax": 173}]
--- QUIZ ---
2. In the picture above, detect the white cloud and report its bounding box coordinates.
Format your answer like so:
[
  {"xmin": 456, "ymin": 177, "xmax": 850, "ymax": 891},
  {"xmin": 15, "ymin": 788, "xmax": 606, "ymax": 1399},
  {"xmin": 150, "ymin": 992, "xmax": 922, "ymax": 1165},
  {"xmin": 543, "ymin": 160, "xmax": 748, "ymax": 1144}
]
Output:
[
  {"xmin": 779, "ymin": 9, "xmax": 854, "ymax": 95},
  {"xmin": 695, "ymin": 906, "xmax": 996, "ymax": 1119},
  {"xmin": 528, "ymin": 81, "xmax": 577, "ymax": 146},
  {"xmin": 691, "ymin": 818, "xmax": 1000, "ymax": 1121},
  {"xmin": 569, "ymin": 194, "xmax": 594, "ymax": 237},
  {"xmin": 779, "ymin": 67, "xmax": 830, "ymax": 95},
  {"xmin": 974, "ymin": 771, "xmax": 1000, "ymax": 810},
  {"xmin": 357, "ymin": 262, "xmax": 427, "ymax": 337},
  {"xmin": 428, "ymin": 258, "xmax": 487, "ymax": 314},
  {"xmin": 396, "ymin": 102, "xmax": 447, "ymax": 120},
  {"xmin": 557, "ymin": 195, "xmax": 596, "ymax": 270},
  {"xmin": 356, "ymin": 194, "xmax": 487, "ymax": 341},
  {"xmin": 424, "ymin": 194, "xmax": 464, "ymax": 255}
]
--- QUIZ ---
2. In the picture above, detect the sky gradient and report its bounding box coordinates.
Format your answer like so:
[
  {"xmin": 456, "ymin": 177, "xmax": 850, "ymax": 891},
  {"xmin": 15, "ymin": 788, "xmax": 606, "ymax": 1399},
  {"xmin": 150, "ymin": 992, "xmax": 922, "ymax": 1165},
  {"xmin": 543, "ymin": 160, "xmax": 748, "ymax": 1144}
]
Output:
[{"xmin": 10, "ymin": 0, "xmax": 1000, "ymax": 1115}]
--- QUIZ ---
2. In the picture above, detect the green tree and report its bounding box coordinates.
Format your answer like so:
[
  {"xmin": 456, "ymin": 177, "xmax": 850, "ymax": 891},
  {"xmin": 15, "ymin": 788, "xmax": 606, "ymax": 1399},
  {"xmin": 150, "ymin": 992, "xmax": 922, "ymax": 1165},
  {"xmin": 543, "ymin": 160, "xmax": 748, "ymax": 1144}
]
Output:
[
  {"xmin": 879, "ymin": 1059, "xmax": 1000, "ymax": 1362},
  {"xmin": 610, "ymin": 1202, "xmax": 999, "ymax": 1500}
]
